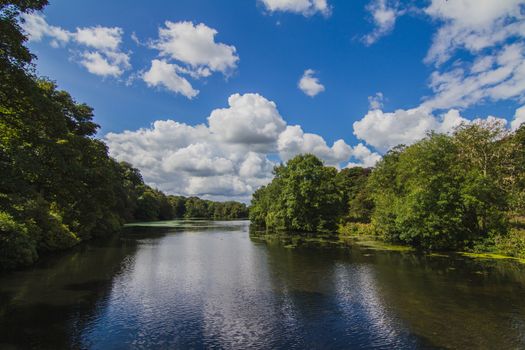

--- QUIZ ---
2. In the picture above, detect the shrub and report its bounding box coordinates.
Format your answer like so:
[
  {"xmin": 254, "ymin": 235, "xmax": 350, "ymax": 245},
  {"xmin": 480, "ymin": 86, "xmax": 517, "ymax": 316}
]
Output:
[
  {"xmin": 0, "ymin": 212, "xmax": 38, "ymax": 270},
  {"xmin": 338, "ymin": 222, "xmax": 375, "ymax": 237}
]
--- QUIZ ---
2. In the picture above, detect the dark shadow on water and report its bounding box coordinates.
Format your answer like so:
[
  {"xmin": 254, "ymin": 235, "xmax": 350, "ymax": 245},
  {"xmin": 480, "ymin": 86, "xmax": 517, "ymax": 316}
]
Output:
[
  {"xmin": 63, "ymin": 279, "xmax": 112, "ymax": 292},
  {"xmin": 0, "ymin": 233, "xmax": 140, "ymax": 349}
]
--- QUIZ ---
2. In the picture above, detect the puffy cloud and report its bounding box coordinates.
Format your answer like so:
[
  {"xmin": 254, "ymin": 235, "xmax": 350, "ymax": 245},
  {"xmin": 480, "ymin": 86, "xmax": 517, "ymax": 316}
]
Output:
[
  {"xmin": 347, "ymin": 143, "xmax": 382, "ymax": 168},
  {"xmin": 21, "ymin": 13, "xmax": 130, "ymax": 77},
  {"xmin": 186, "ymin": 175, "xmax": 254, "ymax": 197},
  {"xmin": 277, "ymin": 125, "xmax": 380, "ymax": 168},
  {"xmin": 162, "ymin": 143, "xmax": 234, "ymax": 176},
  {"xmin": 352, "ymin": 106, "xmax": 512, "ymax": 152},
  {"xmin": 363, "ymin": 0, "xmax": 402, "ymax": 45},
  {"xmin": 208, "ymin": 93, "xmax": 286, "ymax": 146},
  {"xmin": 151, "ymin": 21, "xmax": 238, "ymax": 75},
  {"xmin": 142, "ymin": 59, "xmax": 199, "ymax": 98},
  {"xmin": 277, "ymin": 125, "xmax": 352, "ymax": 166},
  {"xmin": 239, "ymin": 152, "xmax": 275, "ymax": 178},
  {"xmin": 353, "ymin": 108, "xmax": 474, "ymax": 152},
  {"xmin": 511, "ymin": 105, "xmax": 525, "ymax": 131},
  {"xmin": 75, "ymin": 26, "xmax": 123, "ymax": 51},
  {"xmin": 353, "ymin": 107, "xmax": 438, "ymax": 152},
  {"xmin": 80, "ymin": 51, "xmax": 130, "ymax": 77},
  {"xmin": 143, "ymin": 21, "xmax": 239, "ymax": 98},
  {"xmin": 106, "ymin": 93, "xmax": 357, "ymax": 201},
  {"xmin": 260, "ymin": 0, "xmax": 331, "ymax": 17},
  {"xmin": 298, "ymin": 69, "xmax": 325, "ymax": 97}
]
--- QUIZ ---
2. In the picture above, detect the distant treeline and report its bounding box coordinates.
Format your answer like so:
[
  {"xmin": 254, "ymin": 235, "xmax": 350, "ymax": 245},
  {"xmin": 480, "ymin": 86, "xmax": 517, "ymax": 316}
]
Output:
[
  {"xmin": 250, "ymin": 121, "xmax": 525, "ymax": 257},
  {"xmin": 0, "ymin": 1, "xmax": 245, "ymax": 270},
  {"xmin": 135, "ymin": 191, "xmax": 248, "ymax": 222}
]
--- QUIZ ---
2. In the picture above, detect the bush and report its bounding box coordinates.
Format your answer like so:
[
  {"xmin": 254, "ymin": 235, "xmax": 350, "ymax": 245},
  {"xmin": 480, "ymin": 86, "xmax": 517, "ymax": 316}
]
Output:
[
  {"xmin": 0, "ymin": 212, "xmax": 38, "ymax": 270},
  {"xmin": 23, "ymin": 198, "xmax": 79, "ymax": 252},
  {"xmin": 338, "ymin": 222, "xmax": 375, "ymax": 237},
  {"xmin": 494, "ymin": 229, "xmax": 525, "ymax": 258}
]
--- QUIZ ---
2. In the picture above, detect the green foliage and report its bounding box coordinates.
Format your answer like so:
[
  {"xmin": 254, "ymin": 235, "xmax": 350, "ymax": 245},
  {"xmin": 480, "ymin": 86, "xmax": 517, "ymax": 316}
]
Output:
[
  {"xmin": 336, "ymin": 167, "xmax": 372, "ymax": 223},
  {"xmin": 508, "ymin": 125, "xmax": 525, "ymax": 215},
  {"xmin": 494, "ymin": 228, "xmax": 525, "ymax": 258},
  {"xmin": 250, "ymin": 121, "xmax": 525, "ymax": 257},
  {"xmin": 0, "ymin": 211, "xmax": 38, "ymax": 270},
  {"xmin": 166, "ymin": 196, "xmax": 248, "ymax": 220},
  {"xmin": 249, "ymin": 154, "xmax": 343, "ymax": 233},
  {"xmin": 366, "ymin": 122, "xmax": 522, "ymax": 251},
  {"xmin": 168, "ymin": 196, "xmax": 187, "ymax": 218},
  {"xmin": 368, "ymin": 132, "xmax": 508, "ymax": 249},
  {"xmin": 338, "ymin": 222, "xmax": 375, "ymax": 236}
]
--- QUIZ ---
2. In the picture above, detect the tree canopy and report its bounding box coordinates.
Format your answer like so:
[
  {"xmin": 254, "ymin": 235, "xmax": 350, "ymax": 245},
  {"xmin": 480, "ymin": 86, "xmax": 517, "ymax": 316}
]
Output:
[{"xmin": 250, "ymin": 154, "xmax": 344, "ymax": 233}]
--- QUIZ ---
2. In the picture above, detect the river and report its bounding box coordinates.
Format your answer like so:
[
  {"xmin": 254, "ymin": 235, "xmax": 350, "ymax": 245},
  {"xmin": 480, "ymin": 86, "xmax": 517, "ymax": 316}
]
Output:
[{"xmin": 0, "ymin": 220, "xmax": 524, "ymax": 349}]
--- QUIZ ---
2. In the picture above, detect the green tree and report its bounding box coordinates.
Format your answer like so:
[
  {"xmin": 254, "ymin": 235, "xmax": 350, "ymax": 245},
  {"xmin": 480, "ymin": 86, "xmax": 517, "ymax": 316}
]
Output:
[
  {"xmin": 336, "ymin": 167, "xmax": 372, "ymax": 223},
  {"xmin": 250, "ymin": 154, "xmax": 343, "ymax": 233},
  {"xmin": 369, "ymin": 130, "xmax": 509, "ymax": 250}
]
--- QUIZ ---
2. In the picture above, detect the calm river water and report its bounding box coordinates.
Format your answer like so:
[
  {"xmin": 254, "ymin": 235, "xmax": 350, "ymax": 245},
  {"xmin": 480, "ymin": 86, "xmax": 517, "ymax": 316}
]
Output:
[{"xmin": 1, "ymin": 220, "xmax": 524, "ymax": 349}]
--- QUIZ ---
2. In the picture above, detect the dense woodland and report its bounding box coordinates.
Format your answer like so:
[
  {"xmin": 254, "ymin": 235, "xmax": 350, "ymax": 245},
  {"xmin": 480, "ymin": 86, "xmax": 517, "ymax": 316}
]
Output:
[
  {"xmin": 250, "ymin": 122, "xmax": 525, "ymax": 257},
  {"xmin": 0, "ymin": 1, "xmax": 246, "ymax": 270}
]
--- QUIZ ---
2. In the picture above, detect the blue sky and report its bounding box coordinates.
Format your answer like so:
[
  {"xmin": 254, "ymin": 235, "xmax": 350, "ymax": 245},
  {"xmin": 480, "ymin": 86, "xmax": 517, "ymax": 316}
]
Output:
[{"xmin": 22, "ymin": 0, "xmax": 525, "ymax": 200}]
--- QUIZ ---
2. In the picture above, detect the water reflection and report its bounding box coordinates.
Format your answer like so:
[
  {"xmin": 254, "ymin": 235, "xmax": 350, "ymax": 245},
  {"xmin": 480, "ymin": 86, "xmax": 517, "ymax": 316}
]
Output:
[
  {"xmin": 0, "ymin": 235, "xmax": 139, "ymax": 349},
  {"xmin": 362, "ymin": 249, "xmax": 525, "ymax": 348},
  {"xmin": 0, "ymin": 221, "xmax": 524, "ymax": 349}
]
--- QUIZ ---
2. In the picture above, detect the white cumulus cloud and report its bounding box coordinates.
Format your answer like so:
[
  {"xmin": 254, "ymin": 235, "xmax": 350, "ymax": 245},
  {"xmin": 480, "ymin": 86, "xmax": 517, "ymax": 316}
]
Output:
[
  {"xmin": 21, "ymin": 12, "xmax": 70, "ymax": 47},
  {"xmin": 143, "ymin": 21, "xmax": 239, "ymax": 98},
  {"xmin": 142, "ymin": 59, "xmax": 199, "ymax": 98},
  {"xmin": 80, "ymin": 51, "xmax": 129, "ymax": 77},
  {"xmin": 298, "ymin": 69, "xmax": 325, "ymax": 97},
  {"xmin": 208, "ymin": 93, "xmax": 286, "ymax": 147},
  {"xmin": 347, "ymin": 143, "xmax": 382, "ymax": 168},
  {"xmin": 152, "ymin": 21, "xmax": 239, "ymax": 75},
  {"xmin": 106, "ymin": 93, "xmax": 370, "ymax": 201},
  {"xmin": 353, "ymin": 107, "xmax": 511, "ymax": 152},
  {"xmin": 75, "ymin": 26, "xmax": 124, "ymax": 51},
  {"xmin": 277, "ymin": 125, "xmax": 353, "ymax": 166}
]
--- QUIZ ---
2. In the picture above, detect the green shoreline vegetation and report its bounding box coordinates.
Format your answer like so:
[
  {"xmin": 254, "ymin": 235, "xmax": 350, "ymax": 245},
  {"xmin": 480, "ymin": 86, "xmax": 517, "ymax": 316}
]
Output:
[
  {"xmin": 249, "ymin": 122, "xmax": 525, "ymax": 260},
  {"xmin": 0, "ymin": 1, "xmax": 246, "ymax": 270}
]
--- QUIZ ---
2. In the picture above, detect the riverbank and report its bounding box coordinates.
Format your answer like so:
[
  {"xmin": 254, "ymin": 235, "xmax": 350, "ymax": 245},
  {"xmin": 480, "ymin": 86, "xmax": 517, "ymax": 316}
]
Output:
[
  {"xmin": 249, "ymin": 223, "xmax": 525, "ymax": 264},
  {"xmin": 338, "ymin": 221, "xmax": 525, "ymax": 263}
]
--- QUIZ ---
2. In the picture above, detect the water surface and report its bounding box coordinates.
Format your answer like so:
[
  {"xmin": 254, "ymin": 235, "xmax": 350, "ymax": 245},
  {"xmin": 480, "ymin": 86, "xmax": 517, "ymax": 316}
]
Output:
[{"xmin": 1, "ymin": 220, "xmax": 524, "ymax": 349}]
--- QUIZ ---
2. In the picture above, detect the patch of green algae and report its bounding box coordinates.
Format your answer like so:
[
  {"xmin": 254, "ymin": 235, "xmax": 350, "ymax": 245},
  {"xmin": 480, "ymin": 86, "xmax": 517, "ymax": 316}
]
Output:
[
  {"xmin": 340, "ymin": 234, "xmax": 525, "ymax": 262},
  {"xmin": 339, "ymin": 235, "xmax": 413, "ymax": 252},
  {"xmin": 427, "ymin": 253, "xmax": 450, "ymax": 258},
  {"xmin": 460, "ymin": 252, "xmax": 525, "ymax": 264}
]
